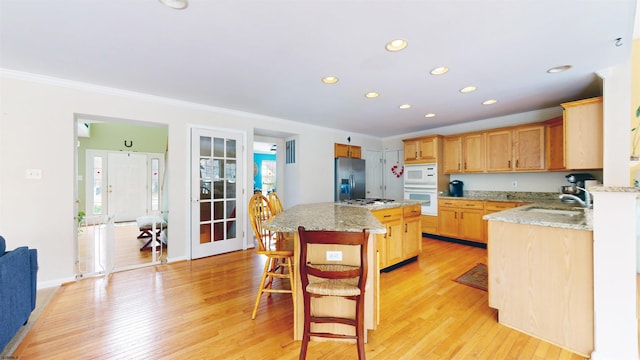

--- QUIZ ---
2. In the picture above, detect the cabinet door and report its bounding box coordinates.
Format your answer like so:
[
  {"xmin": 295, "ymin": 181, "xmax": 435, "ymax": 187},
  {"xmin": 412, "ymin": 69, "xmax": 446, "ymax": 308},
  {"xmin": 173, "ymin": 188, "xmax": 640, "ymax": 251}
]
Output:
[
  {"xmin": 404, "ymin": 141, "xmax": 419, "ymax": 162},
  {"xmin": 419, "ymin": 137, "xmax": 437, "ymax": 162},
  {"xmin": 403, "ymin": 215, "xmax": 422, "ymax": 258},
  {"xmin": 563, "ymin": 97, "xmax": 603, "ymax": 169},
  {"xmin": 386, "ymin": 219, "xmax": 404, "ymax": 266},
  {"xmin": 514, "ymin": 125, "xmax": 545, "ymax": 171},
  {"xmin": 459, "ymin": 209, "xmax": 485, "ymax": 242},
  {"xmin": 463, "ymin": 133, "xmax": 485, "ymax": 172},
  {"xmin": 443, "ymin": 136, "xmax": 462, "ymax": 173},
  {"xmin": 438, "ymin": 207, "xmax": 459, "ymax": 238},
  {"xmin": 486, "ymin": 130, "xmax": 512, "ymax": 172},
  {"xmin": 350, "ymin": 146, "xmax": 362, "ymax": 159},
  {"xmin": 375, "ymin": 233, "xmax": 389, "ymax": 269},
  {"xmin": 335, "ymin": 143, "xmax": 349, "ymax": 158}
]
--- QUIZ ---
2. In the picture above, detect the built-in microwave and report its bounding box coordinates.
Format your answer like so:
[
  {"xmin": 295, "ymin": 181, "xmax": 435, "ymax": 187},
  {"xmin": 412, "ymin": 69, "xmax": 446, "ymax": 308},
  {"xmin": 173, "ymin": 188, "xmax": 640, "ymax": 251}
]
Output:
[{"xmin": 404, "ymin": 164, "xmax": 437, "ymax": 187}]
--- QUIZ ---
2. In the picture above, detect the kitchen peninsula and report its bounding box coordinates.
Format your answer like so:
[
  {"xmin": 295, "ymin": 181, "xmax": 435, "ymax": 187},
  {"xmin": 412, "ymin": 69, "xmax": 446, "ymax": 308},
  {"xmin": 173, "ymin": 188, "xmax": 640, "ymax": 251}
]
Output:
[
  {"xmin": 484, "ymin": 203, "xmax": 594, "ymax": 356},
  {"xmin": 263, "ymin": 200, "xmax": 419, "ymax": 341}
]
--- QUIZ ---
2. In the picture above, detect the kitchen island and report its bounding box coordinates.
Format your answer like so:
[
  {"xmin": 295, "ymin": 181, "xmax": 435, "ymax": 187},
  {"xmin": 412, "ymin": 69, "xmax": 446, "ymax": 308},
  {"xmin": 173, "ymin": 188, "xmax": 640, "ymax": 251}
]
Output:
[
  {"xmin": 484, "ymin": 203, "xmax": 593, "ymax": 357},
  {"xmin": 264, "ymin": 202, "xmax": 386, "ymax": 341}
]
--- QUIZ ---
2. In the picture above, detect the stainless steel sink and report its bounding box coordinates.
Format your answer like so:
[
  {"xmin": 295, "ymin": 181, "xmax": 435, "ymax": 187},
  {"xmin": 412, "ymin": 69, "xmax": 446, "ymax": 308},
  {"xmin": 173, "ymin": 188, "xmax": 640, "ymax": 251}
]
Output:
[{"xmin": 525, "ymin": 207, "xmax": 583, "ymax": 216}]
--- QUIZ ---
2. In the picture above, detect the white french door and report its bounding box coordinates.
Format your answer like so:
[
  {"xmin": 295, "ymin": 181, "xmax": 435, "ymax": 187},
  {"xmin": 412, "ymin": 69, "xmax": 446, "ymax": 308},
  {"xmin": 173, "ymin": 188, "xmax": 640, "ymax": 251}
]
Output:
[{"xmin": 191, "ymin": 128, "xmax": 244, "ymax": 259}]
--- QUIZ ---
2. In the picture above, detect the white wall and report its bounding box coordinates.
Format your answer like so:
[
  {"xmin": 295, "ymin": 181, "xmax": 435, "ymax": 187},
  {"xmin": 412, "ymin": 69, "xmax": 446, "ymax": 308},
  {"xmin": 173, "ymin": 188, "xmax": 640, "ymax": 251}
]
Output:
[
  {"xmin": 0, "ymin": 72, "xmax": 383, "ymax": 286},
  {"xmin": 451, "ymin": 171, "xmax": 603, "ymax": 193}
]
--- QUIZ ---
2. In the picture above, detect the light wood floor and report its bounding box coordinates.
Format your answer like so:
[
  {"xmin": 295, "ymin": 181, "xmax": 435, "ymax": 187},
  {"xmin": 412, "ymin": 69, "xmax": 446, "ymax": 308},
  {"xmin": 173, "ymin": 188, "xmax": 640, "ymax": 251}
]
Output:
[
  {"xmin": 77, "ymin": 222, "xmax": 167, "ymax": 276},
  {"xmin": 14, "ymin": 237, "xmax": 587, "ymax": 360}
]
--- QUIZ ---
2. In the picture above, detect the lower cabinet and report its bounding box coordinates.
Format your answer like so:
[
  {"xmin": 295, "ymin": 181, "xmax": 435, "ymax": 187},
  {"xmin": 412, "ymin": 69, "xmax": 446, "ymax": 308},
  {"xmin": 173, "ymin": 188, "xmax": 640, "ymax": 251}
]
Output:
[
  {"xmin": 372, "ymin": 205, "xmax": 422, "ymax": 269},
  {"xmin": 483, "ymin": 201, "xmax": 527, "ymax": 241},
  {"xmin": 438, "ymin": 199, "xmax": 485, "ymax": 242}
]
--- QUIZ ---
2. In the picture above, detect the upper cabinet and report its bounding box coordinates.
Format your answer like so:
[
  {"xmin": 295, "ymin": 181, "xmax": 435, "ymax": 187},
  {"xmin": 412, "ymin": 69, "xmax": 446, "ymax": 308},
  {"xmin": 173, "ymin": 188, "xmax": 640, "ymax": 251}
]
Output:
[
  {"xmin": 403, "ymin": 135, "xmax": 442, "ymax": 164},
  {"xmin": 546, "ymin": 97, "xmax": 603, "ymax": 170},
  {"xmin": 334, "ymin": 143, "xmax": 361, "ymax": 159},
  {"xmin": 443, "ymin": 133, "xmax": 486, "ymax": 174},
  {"xmin": 485, "ymin": 124, "xmax": 545, "ymax": 172}
]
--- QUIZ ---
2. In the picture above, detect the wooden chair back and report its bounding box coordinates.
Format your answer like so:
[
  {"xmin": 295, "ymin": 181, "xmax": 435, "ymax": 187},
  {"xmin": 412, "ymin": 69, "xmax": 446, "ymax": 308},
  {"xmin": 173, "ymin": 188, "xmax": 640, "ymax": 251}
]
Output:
[
  {"xmin": 268, "ymin": 192, "xmax": 284, "ymax": 215},
  {"xmin": 248, "ymin": 193, "xmax": 275, "ymax": 253}
]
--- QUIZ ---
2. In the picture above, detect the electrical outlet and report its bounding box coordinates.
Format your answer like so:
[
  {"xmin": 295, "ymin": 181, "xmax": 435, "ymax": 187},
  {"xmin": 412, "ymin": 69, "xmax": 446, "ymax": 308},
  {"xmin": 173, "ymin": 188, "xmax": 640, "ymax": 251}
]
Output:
[
  {"xmin": 326, "ymin": 251, "xmax": 342, "ymax": 261},
  {"xmin": 511, "ymin": 180, "xmax": 518, "ymax": 187},
  {"xmin": 26, "ymin": 168, "xmax": 42, "ymax": 180}
]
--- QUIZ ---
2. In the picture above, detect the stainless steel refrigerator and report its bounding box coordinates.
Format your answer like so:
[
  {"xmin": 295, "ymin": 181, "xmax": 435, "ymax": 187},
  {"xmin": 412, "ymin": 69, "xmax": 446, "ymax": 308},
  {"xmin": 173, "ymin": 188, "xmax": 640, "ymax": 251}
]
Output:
[{"xmin": 335, "ymin": 158, "xmax": 366, "ymax": 201}]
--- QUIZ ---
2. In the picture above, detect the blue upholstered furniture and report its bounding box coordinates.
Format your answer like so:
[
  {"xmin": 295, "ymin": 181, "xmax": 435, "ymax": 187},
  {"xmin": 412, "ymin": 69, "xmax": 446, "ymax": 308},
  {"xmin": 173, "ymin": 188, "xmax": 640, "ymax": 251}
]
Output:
[{"xmin": 0, "ymin": 236, "xmax": 38, "ymax": 352}]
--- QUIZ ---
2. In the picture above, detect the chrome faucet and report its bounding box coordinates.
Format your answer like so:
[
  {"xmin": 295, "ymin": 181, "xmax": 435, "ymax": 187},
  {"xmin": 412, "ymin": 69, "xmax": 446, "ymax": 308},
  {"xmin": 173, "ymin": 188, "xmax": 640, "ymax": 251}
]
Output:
[{"xmin": 559, "ymin": 186, "xmax": 591, "ymax": 208}]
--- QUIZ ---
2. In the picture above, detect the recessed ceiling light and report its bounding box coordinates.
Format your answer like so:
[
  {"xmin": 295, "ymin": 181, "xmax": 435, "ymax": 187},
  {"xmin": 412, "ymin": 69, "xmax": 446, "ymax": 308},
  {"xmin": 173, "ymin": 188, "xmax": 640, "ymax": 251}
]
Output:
[
  {"xmin": 399, "ymin": 104, "xmax": 411, "ymax": 109},
  {"xmin": 460, "ymin": 86, "xmax": 477, "ymax": 93},
  {"xmin": 385, "ymin": 39, "xmax": 408, "ymax": 52},
  {"xmin": 424, "ymin": 113, "xmax": 436, "ymax": 118},
  {"xmin": 482, "ymin": 99, "xmax": 497, "ymax": 105},
  {"xmin": 430, "ymin": 66, "xmax": 449, "ymax": 75},
  {"xmin": 365, "ymin": 92, "xmax": 379, "ymax": 98},
  {"xmin": 547, "ymin": 65, "xmax": 572, "ymax": 73},
  {"xmin": 159, "ymin": 0, "xmax": 188, "ymax": 9},
  {"xmin": 322, "ymin": 76, "xmax": 339, "ymax": 84}
]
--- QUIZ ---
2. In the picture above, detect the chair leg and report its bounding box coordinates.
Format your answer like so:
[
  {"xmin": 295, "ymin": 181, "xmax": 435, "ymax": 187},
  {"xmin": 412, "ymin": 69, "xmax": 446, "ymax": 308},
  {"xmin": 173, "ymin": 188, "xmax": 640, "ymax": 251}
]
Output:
[
  {"xmin": 356, "ymin": 295, "xmax": 366, "ymax": 360},
  {"xmin": 251, "ymin": 257, "xmax": 272, "ymax": 320},
  {"xmin": 299, "ymin": 292, "xmax": 311, "ymax": 360}
]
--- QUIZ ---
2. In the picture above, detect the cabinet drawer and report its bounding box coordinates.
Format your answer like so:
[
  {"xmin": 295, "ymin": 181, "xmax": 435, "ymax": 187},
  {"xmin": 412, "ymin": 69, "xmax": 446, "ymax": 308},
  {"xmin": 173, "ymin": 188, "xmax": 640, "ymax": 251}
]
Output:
[
  {"xmin": 485, "ymin": 201, "xmax": 518, "ymax": 212},
  {"xmin": 439, "ymin": 199, "xmax": 484, "ymax": 209},
  {"xmin": 403, "ymin": 205, "xmax": 421, "ymax": 217},
  {"xmin": 372, "ymin": 207, "xmax": 402, "ymax": 222}
]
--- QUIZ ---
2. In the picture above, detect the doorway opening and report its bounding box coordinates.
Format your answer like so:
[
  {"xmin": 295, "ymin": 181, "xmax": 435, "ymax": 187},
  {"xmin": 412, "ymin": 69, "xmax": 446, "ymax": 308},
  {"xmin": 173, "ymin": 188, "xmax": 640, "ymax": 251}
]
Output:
[{"xmin": 75, "ymin": 115, "xmax": 169, "ymax": 278}]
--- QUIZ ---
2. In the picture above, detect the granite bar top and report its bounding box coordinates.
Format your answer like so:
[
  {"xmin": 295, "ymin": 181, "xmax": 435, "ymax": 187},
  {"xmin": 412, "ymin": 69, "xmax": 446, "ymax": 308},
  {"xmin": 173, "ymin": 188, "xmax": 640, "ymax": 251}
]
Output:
[
  {"xmin": 264, "ymin": 202, "xmax": 387, "ymax": 234},
  {"xmin": 337, "ymin": 198, "xmax": 423, "ymax": 210},
  {"xmin": 483, "ymin": 202, "xmax": 593, "ymax": 231}
]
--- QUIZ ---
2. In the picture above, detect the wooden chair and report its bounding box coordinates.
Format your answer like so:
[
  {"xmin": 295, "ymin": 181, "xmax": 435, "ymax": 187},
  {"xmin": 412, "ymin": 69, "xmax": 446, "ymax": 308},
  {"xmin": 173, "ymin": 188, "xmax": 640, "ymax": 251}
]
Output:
[
  {"xmin": 267, "ymin": 192, "xmax": 285, "ymax": 215},
  {"xmin": 297, "ymin": 226, "xmax": 369, "ymax": 360},
  {"xmin": 248, "ymin": 193, "xmax": 294, "ymax": 320}
]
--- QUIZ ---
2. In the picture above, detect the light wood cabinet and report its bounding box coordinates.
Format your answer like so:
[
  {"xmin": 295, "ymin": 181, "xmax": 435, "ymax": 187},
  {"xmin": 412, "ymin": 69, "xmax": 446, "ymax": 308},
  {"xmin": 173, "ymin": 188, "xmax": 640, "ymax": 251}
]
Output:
[
  {"xmin": 488, "ymin": 220, "xmax": 593, "ymax": 357},
  {"xmin": 443, "ymin": 134, "xmax": 485, "ymax": 173},
  {"xmin": 372, "ymin": 205, "xmax": 422, "ymax": 270},
  {"xmin": 482, "ymin": 201, "xmax": 526, "ymax": 242},
  {"xmin": 403, "ymin": 205, "xmax": 422, "ymax": 259},
  {"xmin": 486, "ymin": 129, "xmax": 512, "ymax": 171},
  {"xmin": 486, "ymin": 125, "xmax": 545, "ymax": 172},
  {"xmin": 437, "ymin": 199, "xmax": 484, "ymax": 242},
  {"xmin": 403, "ymin": 135, "xmax": 442, "ymax": 164},
  {"xmin": 420, "ymin": 214, "xmax": 437, "ymax": 234},
  {"xmin": 443, "ymin": 136, "xmax": 463, "ymax": 173},
  {"xmin": 334, "ymin": 143, "xmax": 361, "ymax": 159},
  {"xmin": 546, "ymin": 97, "xmax": 603, "ymax": 170}
]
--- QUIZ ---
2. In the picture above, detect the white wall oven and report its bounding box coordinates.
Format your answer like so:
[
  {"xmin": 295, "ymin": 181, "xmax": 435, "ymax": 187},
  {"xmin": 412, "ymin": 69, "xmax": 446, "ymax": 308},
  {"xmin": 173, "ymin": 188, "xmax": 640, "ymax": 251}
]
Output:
[{"xmin": 404, "ymin": 164, "xmax": 438, "ymax": 216}]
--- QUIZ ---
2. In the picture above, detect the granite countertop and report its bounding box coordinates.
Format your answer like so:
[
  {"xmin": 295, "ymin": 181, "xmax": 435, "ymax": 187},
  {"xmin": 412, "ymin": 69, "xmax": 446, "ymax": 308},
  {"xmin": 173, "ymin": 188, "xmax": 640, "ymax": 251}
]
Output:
[
  {"xmin": 483, "ymin": 202, "xmax": 593, "ymax": 231},
  {"xmin": 438, "ymin": 190, "xmax": 560, "ymax": 203},
  {"xmin": 337, "ymin": 198, "xmax": 423, "ymax": 210},
  {"xmin": 264, "ymin": 202, "xmax": 387, "ymax": 234}
]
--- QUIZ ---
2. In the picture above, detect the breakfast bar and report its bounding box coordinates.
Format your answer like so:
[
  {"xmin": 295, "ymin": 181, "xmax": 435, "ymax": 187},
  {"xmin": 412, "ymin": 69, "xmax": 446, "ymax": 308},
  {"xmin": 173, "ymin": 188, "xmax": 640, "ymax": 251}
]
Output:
[{"xmin": 264, "ymin": 202, "xmax": 386, "ymax": 341}]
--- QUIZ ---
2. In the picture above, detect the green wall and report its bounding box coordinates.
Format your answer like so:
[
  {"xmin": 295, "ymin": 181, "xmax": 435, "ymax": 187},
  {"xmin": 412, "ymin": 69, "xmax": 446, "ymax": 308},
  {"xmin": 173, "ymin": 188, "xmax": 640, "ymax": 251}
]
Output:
[{"xmin": 77, "ymin": 122, "xmax": 168, "ymax": 213}]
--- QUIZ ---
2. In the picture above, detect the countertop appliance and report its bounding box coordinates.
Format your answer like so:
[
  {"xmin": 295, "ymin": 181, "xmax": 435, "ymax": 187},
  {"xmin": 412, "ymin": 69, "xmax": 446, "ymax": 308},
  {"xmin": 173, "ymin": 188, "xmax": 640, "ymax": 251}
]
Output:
[
  {"xmin": 335, "ymin": 157, "xmax": 366, "ymax": 201},
  {"xmin": 449, "ymin": 180, "xmax": 464, "ymax": 197},
  {"xmin": 404, "ymin": 164, "xmax": 438, "ymax": 216},
  {"xmin": 564, "ymin": 173, "xmax": 595, "ymax": 201}
]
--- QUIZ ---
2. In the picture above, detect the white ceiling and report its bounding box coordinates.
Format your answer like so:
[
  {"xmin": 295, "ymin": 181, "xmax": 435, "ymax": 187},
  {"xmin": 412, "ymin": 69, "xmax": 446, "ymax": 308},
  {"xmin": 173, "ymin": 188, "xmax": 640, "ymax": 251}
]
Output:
[{"xmin": 0, "ymin": 0, "xmax": 637, "ymax": 138}]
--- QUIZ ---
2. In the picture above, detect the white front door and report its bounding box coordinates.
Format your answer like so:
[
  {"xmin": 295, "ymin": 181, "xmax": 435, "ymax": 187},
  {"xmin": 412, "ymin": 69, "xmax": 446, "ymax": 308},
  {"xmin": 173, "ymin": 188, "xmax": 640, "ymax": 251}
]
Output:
[
  {"xmin": 107, "ymin": 152, "xmax": 148, "ymax": 222},
  {"xmin": 191, "ymin": 128, "xmax": 244, "ymax": 259}
]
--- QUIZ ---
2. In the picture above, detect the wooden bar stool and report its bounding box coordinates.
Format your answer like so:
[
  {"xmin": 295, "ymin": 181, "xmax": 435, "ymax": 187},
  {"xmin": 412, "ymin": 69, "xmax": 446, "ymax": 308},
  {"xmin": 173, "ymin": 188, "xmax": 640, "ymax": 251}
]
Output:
[
  {"xmin": 297, "ymin": 226, "xmax": 369, "ymax": 360},
  {"xmin": 248, "ymin": 193, "xmax": 294, "ymax": 320}
]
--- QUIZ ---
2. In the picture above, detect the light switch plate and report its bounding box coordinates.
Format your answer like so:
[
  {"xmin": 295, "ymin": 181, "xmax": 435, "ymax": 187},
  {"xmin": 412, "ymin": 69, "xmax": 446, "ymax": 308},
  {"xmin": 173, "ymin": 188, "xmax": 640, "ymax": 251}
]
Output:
[{"xmin": 326, "ymin": 251, "xmax": 342, "ymax": 261}]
